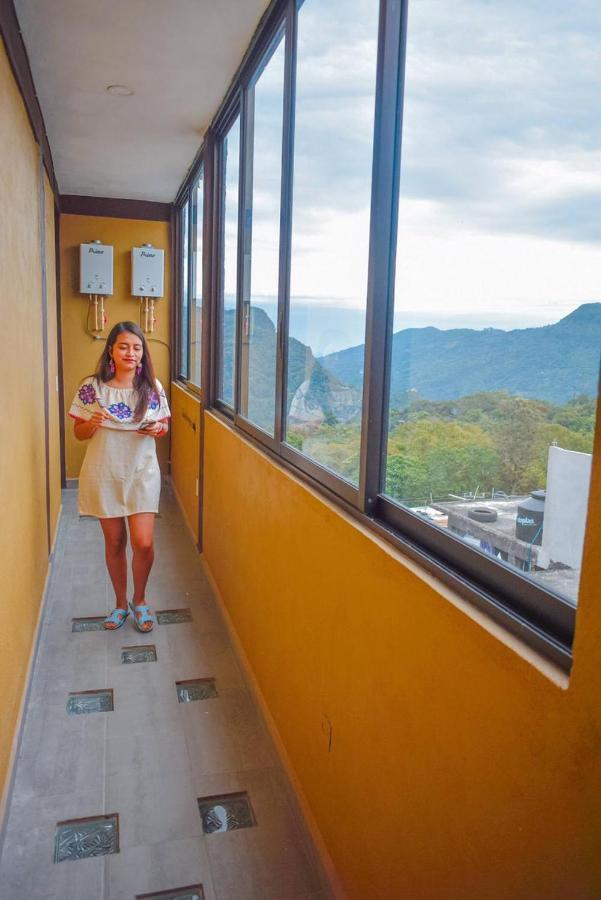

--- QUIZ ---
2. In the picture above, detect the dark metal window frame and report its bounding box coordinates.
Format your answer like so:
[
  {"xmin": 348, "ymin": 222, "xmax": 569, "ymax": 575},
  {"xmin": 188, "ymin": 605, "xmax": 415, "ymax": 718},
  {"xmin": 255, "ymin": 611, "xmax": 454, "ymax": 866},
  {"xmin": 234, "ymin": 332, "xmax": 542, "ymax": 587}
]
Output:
[
  {"xmin": 174, "ymin": 151, "xmax": 205, "ymax": 397},
  {"xmin": 234, "ymin": 18, "xmax": 288, "ymax": 453},
  {"xmin": 189, "ymin": 166, "xmax": 205, "ymax": 388},
  {"xmin": 172, "ymin": 0, "xmax": 587, "ymax": 672},
  {"xmin": 213, "ymin": 97, "xmax": 243, "ymax": 413}
]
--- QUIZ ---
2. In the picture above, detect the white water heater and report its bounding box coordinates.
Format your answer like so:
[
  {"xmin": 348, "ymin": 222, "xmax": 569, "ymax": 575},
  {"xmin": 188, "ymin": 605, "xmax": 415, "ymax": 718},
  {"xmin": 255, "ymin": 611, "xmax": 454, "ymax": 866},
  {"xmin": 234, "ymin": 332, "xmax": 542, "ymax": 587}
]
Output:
[
  {"xmin": 80, "ymin": 242, "xmax": 113, "ymax": 294},
  {"xmin": 131, "ymin": 245, "xmax": 164, "ymax": 297}
]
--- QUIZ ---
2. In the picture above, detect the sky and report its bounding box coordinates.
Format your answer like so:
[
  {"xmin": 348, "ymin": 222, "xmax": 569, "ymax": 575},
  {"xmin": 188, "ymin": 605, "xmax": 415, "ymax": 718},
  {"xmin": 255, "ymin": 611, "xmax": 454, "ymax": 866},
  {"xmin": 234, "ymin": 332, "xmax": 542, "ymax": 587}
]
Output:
[{"xmin": 238, "ymin": 0, "xmax": 601, "ymax": 348}]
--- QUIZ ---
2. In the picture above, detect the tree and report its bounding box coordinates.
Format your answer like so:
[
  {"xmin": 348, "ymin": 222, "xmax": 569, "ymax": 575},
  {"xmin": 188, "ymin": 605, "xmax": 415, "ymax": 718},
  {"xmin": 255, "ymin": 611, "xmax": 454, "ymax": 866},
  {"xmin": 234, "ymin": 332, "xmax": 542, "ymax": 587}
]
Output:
[{"xmin": 492, "ymin": 397, "xmax": 546, "ymax": 493}]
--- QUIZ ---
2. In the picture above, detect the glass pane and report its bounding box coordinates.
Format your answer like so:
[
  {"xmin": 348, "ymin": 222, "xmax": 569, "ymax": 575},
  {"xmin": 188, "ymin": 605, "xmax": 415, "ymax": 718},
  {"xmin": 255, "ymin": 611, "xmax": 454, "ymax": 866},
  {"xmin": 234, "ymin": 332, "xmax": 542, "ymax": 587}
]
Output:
[
  {"xmin": 240, "ymin": 31, "xmax": 286, "ymax": 436},
  {"xmin": 219, "ymin": 117, "xmax": 241, "ymax": 407},
  {"xmin": 190, "ymin": 168, "xmax": 204, "ymax": 387},
  {"xmin": 179, "ymin": 200, "xmax": 189, "ymax": 377},
  {"xmin": 285, "ymin": 0, "xmax": 379, "ymax": 483},
  {"xmin": 383, "ymin": 0, "xmax": 600, "ymax": 605}
]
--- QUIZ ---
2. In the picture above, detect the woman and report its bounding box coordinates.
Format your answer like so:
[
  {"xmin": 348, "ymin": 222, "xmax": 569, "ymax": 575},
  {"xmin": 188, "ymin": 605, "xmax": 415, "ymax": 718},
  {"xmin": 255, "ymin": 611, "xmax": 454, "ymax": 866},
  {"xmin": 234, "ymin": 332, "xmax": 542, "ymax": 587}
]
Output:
[{"xmin": 69, "ymin": 321, "xmax": 171, "ymax": 632}]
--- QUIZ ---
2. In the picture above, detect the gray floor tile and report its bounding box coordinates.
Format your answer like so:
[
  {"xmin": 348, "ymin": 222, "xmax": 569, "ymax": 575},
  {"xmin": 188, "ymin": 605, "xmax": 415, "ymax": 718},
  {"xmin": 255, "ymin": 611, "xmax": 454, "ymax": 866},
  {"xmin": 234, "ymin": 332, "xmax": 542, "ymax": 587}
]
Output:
[
  {"xmin": 12, "ymin": 710, "xmax": 106, "ymax": 806},
  {"xmin": 165, "ymin": 632, "xmax": 245, "ymax": 695},
  {"xmin": 105, "ymin": 837, "xmax": 217, "ymax": 900},
  {"xmin": 106, "ymin": 723, "xmax": 188, "ymax": 778},
  {"xmin": 106, "ymin": 769, "xmax": 202, "ymax": 847},
  {"xmin": 0, "ymin": 848, "xmax": 105, "ymax": 900}
]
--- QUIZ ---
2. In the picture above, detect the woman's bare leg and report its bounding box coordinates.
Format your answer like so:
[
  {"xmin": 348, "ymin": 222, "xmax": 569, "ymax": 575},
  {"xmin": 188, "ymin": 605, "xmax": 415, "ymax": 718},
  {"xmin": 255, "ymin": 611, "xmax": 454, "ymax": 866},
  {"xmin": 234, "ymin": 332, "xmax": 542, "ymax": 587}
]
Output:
[
  {"xmin": 128, "ymin": 513, "xmax": 156, "ymax": 609},
  {"xmin": 99, "ymin": 517, "xmax": 128, "ymax": 609}
]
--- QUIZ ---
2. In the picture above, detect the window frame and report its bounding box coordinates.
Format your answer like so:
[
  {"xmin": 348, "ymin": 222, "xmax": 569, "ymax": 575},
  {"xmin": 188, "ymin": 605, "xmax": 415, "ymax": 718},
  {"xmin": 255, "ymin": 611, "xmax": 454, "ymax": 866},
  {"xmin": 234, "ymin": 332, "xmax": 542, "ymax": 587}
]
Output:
[
  {"xmin": 189, "ymin": 164, "xmax": 205, "ymax": 388},
  {"xmin": 234, "ymin": 20, "xmax": 288, "ymax": 451},
  {"xmin": 171, "ymin": 0, "xmax": 598, "ymax": 672},
  {"xmin": 175, "ymin": 190, "xmax": 191, "ymax": 382},
  {"xmin": 213, "ymin": 97, "xmax": 243, "ymax": 414},
  {"xmin": 174, "ymin": 158, "xmax": 204, "ymax": 397}
]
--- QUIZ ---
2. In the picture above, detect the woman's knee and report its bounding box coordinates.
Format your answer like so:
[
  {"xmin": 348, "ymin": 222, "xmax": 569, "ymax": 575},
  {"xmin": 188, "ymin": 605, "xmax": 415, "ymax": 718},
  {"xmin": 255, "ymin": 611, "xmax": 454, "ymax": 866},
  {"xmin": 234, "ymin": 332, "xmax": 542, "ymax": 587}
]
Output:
[
  {"xmin": 131, "ymin": 537, "xmax": 154, "ymax": 556},
  {"xmin": 104, "ymin": 530, "xmax": 127, "ymax": 555}
]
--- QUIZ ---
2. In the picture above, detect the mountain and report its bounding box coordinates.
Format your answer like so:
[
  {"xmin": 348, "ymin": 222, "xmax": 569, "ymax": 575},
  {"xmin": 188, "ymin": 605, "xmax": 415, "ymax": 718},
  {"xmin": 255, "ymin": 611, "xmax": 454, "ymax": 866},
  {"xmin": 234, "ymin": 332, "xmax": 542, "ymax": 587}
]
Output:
[
  {"xmin": 223, "ymin": 307, "xmax": 362, "ymax": 432},
  {"xmin": 319, "ymin": 303, "xmax": 601, "ymax": 406}
]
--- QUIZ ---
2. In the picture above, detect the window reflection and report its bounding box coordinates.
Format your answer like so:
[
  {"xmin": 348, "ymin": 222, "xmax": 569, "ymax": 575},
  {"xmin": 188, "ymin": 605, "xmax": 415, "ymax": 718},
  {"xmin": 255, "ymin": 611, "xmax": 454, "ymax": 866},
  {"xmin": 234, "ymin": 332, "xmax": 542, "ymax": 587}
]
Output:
[
  {"xmin": 219, "ymin": 118, "xmax": 241, "ymax": 407},
  {"xmin": 285, "ymin": 0, "xmax": 379, "ymax": 484}
]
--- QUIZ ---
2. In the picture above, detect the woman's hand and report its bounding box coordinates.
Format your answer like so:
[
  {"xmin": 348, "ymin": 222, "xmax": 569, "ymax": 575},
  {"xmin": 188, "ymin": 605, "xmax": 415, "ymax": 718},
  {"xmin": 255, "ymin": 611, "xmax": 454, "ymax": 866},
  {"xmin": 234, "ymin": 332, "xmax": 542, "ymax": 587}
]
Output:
[
  {"xmin": 89, "ymin": 409, "xmax": 111, "ymax": 428},
  {"xmin": 137, "ymin": 421, "xmax": 167, "ymax": 438},
  {"xmin": 74, "ymin": 409, "xmax": 109, "ymax": 440}
]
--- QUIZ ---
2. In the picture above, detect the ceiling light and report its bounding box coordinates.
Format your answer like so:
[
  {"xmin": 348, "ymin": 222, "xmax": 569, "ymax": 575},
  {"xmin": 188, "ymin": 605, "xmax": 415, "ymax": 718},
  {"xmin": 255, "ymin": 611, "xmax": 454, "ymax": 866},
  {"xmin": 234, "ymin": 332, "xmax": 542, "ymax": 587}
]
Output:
[{"xmin": 106, "ymin": 84, "xmax": 134, "ymax": 97}]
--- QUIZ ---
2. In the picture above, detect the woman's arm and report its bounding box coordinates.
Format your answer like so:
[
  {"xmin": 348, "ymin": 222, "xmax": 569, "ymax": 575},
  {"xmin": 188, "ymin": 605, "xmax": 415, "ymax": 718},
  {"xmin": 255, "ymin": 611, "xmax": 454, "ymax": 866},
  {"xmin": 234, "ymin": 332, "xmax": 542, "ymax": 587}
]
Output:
[{"xmin": 73, "ymin": 410, "xmax": 109, "ymax": 441}]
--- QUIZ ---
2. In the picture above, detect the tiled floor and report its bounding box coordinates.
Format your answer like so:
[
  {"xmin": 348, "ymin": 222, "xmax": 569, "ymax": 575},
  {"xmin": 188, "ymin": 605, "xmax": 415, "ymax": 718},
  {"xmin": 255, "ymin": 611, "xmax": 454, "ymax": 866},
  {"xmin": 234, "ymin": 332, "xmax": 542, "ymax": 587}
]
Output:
[{"xmin": 0, "ymin": 486, "xmax": 329, "ymax": 900}]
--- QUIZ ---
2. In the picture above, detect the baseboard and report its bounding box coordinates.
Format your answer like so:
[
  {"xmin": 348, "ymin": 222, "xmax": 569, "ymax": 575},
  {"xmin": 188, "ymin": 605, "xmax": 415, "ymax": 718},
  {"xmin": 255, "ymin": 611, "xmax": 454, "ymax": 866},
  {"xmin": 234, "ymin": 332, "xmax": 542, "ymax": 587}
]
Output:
[
  {"xmin": 0, "ymin": 502, "xmax": 64, "ymax": 857},
  {"xmin": 200, "ymin": 554, "xmax": 347, "ymax": 900}
]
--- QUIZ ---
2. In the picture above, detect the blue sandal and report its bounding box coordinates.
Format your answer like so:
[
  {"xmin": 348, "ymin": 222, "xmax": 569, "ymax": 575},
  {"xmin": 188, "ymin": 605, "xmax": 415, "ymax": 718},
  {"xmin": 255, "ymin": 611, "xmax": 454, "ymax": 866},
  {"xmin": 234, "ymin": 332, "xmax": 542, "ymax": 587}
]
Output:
[
  {"xmin": 104, "ymin": 608, "xmax": 130, "ymax": 630},
  {"xmin": 129, "ymin": 602, "xmax": 155, "ymax": 633}
]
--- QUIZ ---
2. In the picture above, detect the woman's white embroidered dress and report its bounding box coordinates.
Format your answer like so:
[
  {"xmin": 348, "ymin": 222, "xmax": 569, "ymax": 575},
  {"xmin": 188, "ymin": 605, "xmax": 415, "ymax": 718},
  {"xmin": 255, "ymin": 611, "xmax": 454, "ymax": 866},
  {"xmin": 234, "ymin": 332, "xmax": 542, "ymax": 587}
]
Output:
[{"xmin": 69, "ymin": 377, "xmax": 171, "ymax": 518}]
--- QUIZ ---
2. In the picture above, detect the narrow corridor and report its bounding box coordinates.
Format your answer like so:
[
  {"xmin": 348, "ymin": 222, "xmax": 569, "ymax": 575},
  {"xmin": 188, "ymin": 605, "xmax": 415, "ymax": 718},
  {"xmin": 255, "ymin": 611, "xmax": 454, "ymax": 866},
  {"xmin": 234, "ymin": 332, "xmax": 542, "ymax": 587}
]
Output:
[{"xmin": 0, "ymin": 486, "xmax": 327, "ymax": 900}]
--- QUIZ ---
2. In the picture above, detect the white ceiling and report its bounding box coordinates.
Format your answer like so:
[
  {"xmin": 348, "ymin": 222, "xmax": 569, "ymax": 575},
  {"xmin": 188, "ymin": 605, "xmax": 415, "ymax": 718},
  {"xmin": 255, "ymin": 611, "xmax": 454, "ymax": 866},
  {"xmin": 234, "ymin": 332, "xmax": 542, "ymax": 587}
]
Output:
[{"xmin": 15, "ymin": 0, "xmax": 271, "ymax": 202}]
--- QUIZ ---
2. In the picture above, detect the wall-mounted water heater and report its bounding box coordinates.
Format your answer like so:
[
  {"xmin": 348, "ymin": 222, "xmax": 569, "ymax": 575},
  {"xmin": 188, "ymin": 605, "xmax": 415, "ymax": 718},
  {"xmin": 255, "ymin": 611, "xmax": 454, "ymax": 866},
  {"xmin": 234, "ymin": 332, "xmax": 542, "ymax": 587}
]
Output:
[
  {"xmin": 131, "ymin": 245, "xmax": 164, "ymax": 297},
  {"xmin": 79, "ymin": 241, "xmax": 114, "ymax": 295}
]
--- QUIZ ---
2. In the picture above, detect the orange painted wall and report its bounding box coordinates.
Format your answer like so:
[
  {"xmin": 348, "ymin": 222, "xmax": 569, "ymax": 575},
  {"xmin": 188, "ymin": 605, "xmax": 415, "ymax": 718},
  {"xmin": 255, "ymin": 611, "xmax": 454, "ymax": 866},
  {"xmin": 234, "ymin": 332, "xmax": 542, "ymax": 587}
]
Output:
[
  {"xmin": 44, "ymin": 173, "xmax": 61, "ymax": 541},
  {"xmin": 59, "ymin": 214, "xmax": 171, "ymax": 478},
  {"xmin": 0, "ymin": 38, "xmax": 60, "ymax": 802},
  {"xmin": 201, "ymin": 409, "xmax": 601, "ymax": 899},
  {"xmin": 170, "ymin": 383, "xmax": 202, "ymax": 544}
]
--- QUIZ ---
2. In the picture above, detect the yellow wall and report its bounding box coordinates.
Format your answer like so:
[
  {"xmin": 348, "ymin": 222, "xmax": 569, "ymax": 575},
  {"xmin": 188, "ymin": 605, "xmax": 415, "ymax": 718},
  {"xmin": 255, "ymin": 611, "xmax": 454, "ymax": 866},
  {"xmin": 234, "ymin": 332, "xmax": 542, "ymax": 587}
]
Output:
[
  {"xmin": 59, "ymin": 214, "xmax": 171, "ymax": 478},
  {"xmin": 201, "ymin": 409, "xmax": 601, "ymax": 899},
  {"xmin": 170, "ymin": 383, "xmax": 202, "ymax": 544},
  {"xmin": 44, "ymin": 174, "xmax": 61, "ymax": 542},
  {"xmin": 0, "ymin": 39, "xmax": 59, "ymax": 799}
]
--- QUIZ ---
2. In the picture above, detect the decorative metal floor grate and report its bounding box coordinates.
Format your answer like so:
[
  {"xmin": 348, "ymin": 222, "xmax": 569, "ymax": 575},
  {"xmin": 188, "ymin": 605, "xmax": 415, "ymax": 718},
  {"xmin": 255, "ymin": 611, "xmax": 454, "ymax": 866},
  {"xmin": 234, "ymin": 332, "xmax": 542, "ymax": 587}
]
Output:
[
  {"xmin": 197, "ymin": 793, "xmax": 256, "ymax": 834},
  {"xmin": 66, "ymin": 690, "xmax": 114, "ymax": 715},
  {"xmin": 71, "ymin": 617, "xmax": 106, "ymax": 632},
  {"xmin": 135, "ymin": 886, "xmax": 205, "ymax": 900},
  {"xmin": 156, "ymin": 608, "xmax": 193, "ymax": 624},
  {"xmin": 121, "ymin": 645, "xmax": 157, "ymax": 664},
  {"xmin": 176, "ymin": 679, "xmax": 218, "ymax": 703},
  {"xmin": 54, "ymin": 814, "xmax": 119, "ymax": 863}
]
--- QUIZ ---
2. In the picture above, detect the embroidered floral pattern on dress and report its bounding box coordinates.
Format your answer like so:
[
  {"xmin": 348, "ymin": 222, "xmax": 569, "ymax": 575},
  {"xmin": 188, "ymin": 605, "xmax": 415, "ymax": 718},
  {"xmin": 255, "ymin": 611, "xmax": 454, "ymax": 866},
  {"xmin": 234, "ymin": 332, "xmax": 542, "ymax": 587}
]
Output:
[
  {"xmin": 107, "ymin": 402, "xmax": 132, "ymax": 420},
  {"xmin": 149, "ymin": 391, "xmax": 160, "ymax": 410},
  {"xmin": 78, "ymin": 383, "xmax": 96, "ymax": 405}
]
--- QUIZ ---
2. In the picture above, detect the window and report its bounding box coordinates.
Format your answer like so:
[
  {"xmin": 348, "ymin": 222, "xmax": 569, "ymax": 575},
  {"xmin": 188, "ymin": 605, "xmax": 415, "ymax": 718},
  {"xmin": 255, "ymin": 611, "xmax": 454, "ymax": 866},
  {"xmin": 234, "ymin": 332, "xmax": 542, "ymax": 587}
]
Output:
[
  {"xmin": 382, "ymin": 0, "xmax": 599, "ymax": 614},
  {"xmin": 176, "ymin": 0, "xmax": 599, "ymax": 668},
  {"xmin": 190, "ymin": 168, "xmax": 204, "ymax": 387},
  {"xmin": 239, "ymin": 30, "xmax": 286, "ymax": 436},
  {"xmin": 217, "ymin": 115, "xmax": 241, "ymax": 408},
  {"xmin": 178, "ymin": 198, "xmax": 190, "ymax": 378},
  {"xmin": 285, "ymin": 0, "xmax": 379, "ymax": 485}
]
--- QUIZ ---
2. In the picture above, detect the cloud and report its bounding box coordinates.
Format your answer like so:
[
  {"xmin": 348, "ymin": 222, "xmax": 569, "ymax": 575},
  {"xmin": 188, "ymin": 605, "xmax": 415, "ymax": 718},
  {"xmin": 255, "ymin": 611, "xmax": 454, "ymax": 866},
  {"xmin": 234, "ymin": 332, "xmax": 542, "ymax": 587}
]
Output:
[
  {"xmin": 237, "ymin": 0, "xmax": 601, "ymax": 311},
  {"xmin": 398, "ymin": 0, "xmax": 601, "ymax": 245}
]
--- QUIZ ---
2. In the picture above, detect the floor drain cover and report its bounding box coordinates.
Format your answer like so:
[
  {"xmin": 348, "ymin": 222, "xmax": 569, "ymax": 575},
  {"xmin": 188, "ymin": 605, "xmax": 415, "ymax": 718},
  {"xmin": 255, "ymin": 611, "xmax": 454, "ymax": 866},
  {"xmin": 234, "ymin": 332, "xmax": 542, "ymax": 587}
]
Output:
[
  {"xmin": 135, "ymin": 886, "xmax": 205, "ymax": 900},
  {"xmin": 121, "ymin": 645, "xmax": 157, "ymax": 664},
  {"xmin": 72, "ymin": 617, "xmax": 106, "ymax": 632},
  {"xmin": 176, "ymin": 679, "xmax": 218, "ymax": 703},
  {"xmin": 197, "ymin": 793, "xmax": 256, "ymax": 834},
  {"xmin": 54, "ymin": 814, "xmax": 119, "ymax": 862},
  {"xmin": 67, "ymin": 690, "xmax": 114, "ymax": 715},
  {"xmin": 157, "ymin": 609, "xmax": 193, "ymax": 624}
]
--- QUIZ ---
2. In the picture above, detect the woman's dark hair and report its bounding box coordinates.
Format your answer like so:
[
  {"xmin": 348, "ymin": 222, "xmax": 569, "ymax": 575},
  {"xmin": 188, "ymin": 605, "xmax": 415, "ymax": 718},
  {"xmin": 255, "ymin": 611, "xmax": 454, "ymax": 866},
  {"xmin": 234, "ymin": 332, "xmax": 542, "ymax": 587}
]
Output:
[{"xmin": 93, "ymin": 321, "xmax": 157, "ymax": 422}]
